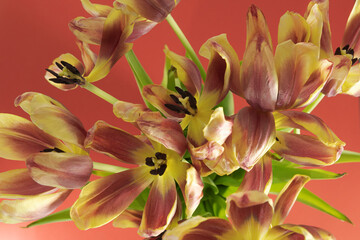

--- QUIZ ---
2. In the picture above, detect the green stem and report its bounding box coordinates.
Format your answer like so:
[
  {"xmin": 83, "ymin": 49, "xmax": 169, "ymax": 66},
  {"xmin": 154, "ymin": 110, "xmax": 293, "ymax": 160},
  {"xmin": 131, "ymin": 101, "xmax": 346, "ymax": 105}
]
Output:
[
  {"xmin": 82, "ymin": 81, "xmax": 119, "ymax": 105},
  {"xmin": 93, "ymin": 161, "xmax": 128, "ymax": 173},
  {"xmin": 303, "ymin": 93, "xmax": 325, "ymax": 113},
  {"xmin": 166, "ymin": 14, "xmax": 207, "ymax": 80}
]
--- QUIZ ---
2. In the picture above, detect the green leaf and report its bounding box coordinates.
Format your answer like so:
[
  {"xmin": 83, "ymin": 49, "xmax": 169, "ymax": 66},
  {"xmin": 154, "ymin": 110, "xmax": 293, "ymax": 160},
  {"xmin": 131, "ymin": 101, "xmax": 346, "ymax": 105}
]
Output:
[
  {"xmin": 211, "ymin": 194, "xmax": 227, "ymax": 219},
  {"xmin": 272, "ymin": 161, "xmax": 345, "ymax": 182},
  {"xmin": 202, "ymin": 175, "xmax": 219, "ymax": 195},
  {"xmin": 128, "ymin": 187, "xmax": 150, "ymax": 211},
  {"xmin": 25, "ymin": 208, "xmax": 71, "ymax": 228},
  {"xmin": 92, "ymin": 170, "xmax": 114, "ymax": 177},
  {"xmin": 270, "ymin": 183, "xmax": 352, "ymax": 223},
  {"xmin": 214, "ymin": 168, "xmax": 245, "ymax": 187},
  {"xmin": 215, "ymin": 92, "xmax": 234, "ymax": 116},
  {"xmin": 125, "ymin": 50, "xmax": 156, "ymax": 111},
  {"xmin": 337, "ymin": 150, "xmax": 360, "ymax": 164}
]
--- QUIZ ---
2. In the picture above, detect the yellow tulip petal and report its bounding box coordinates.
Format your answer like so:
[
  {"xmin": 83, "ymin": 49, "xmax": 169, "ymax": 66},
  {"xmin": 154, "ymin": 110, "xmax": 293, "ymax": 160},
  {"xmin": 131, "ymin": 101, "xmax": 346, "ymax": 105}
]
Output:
[
  {"xmin": 278, "ymin": 11, "xmax": 310, "ymax": 44},
  {"xmin": 80, "ymin": 0, "xmax": 112, "ymax": 17},
  {"xmin": 69, "ymin": 16, "xmax": 105, "ymax": 45},
  {"xmin": 342, "ymin": 0, "xmax": 360, "ymax": 57}
]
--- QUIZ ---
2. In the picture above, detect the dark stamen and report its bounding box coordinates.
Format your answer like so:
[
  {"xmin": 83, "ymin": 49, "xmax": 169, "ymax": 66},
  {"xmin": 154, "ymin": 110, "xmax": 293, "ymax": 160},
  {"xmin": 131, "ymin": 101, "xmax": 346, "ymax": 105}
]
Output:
[
  {"xmin": 164, "ymin": 103, "xmax": 184, "ymax": 113},
  {"xmin": 175, "ymin": 86, "xmax": 187, "ymax": 99},
  {"xmin": 150, "ymin": 169, "xmax": 158, "ymax": 175},
  {"xmin": 169, "ymin": 94, "xmax": 182, "ymax": 105},
  {"xmin": 352, "ymin": 58, "xmax": 359, "ymax": 65},
  {"xmin": 334, "ymin": 47, "xmax": 341, "ymax": 55},
  {"xmin": 276, "ymin": 137, "xmax": 279, "ymax": 141},
  {"xmin": 55, "ymin": 62, "xmax": 64, "ymax": 70},
  {"xmin": 45, "ymin": 68, "xmax": 60, "ymax": 78},
  {"xmin": 342, "ymin": 44, "xmax": 350, "ymax": 51},
  {"xmin": 188, "ymin": 94, "xmax": 197, "ymax": 110},
  {"xmin": 158, "ymin": 164, "xmax": 167, "ymax": 176},
  {"xmin": 145, "ymin": 157, "xmax": 155, "ymax": 166},
  {"xmin": 48, "ymin": 77, "xmax": 81, "ymax": 85},
  {"xmin": 40, "ymin": 147, "xmax": 65, "ymax": 153},
  {"xmin": 155, "ymin": 152, "xmax": 167, "ymax": 160},
  {"xmin": 60, "ymin": 61, "xmax": 81, "ymax": 75},
  {"xmin": 348, "ymin": 48, "xmax": 355, "ymax": 56}
]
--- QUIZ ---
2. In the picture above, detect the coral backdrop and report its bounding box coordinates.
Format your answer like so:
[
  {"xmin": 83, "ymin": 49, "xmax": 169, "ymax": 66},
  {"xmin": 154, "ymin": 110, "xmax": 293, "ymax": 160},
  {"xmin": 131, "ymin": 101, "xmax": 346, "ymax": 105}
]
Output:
[{"xmin": 0, "ymin": 0, "xmax": 359, "ymax": 239}]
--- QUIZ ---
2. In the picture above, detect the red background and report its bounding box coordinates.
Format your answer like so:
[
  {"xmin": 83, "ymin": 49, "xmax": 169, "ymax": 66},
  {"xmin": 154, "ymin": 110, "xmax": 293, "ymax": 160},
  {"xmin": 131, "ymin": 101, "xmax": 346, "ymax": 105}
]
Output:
[{"xmin": 0, "ymin": 0, "xmax": 359, "ymax": 239}]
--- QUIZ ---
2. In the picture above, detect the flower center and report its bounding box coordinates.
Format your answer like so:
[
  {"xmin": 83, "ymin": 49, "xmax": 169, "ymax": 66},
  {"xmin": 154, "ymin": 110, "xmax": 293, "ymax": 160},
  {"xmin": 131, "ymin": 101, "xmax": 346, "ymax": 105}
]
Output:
[
  {"xmin": 145, "ymin": 152, "xmax": 167, "ymax": 176},
  {"xmin": 164, "ymin": 87, "xmax": 197, "ymax": 116},
  {"xmin": 46, "ymin": 61, "xmax": 85, "ymax": 85},
  {"xmin": 40, "ymin": 147, "xmax": 65, "ymax": 153},
  {"xmin": 335, "ymin": 45, "xmax": 358, "ymax": 65}
]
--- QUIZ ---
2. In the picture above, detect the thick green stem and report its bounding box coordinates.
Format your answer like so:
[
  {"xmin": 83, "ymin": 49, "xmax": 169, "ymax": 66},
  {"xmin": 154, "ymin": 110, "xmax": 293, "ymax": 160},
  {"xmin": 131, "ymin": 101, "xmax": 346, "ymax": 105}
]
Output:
[
  {"xmin": 303, "ymin": 93, "xmax": 325, "ymax": 113},
  {"xmin": 166, "ymin": 14, "xmax": 206, "ymax": 80},
  {"xmin": 93, "ymin": 161, "xmax": 128, "ymax": 173},
  {"xmin": 82, "ymin": 81, "xmax": 119, "ymax": 105}
]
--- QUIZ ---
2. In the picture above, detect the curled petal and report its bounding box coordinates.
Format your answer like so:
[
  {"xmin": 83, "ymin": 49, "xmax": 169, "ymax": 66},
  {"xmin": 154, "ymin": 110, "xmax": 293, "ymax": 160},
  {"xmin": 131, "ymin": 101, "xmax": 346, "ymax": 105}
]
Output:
[
  {"xmin": 226, "ymin": 191, "xmax": 273, "ymax": 239},
  {"xmin": 127, "ymin": 19, "xmax": 158, "ymax": 42},
  {"xmin": 269, "ymin": 224, "xmax": 335, "ymax": 240},
  {"xmin": 246, "ymin": 5, "xmax": 272, "ymax": 49},
  {"xmin": 278, "ymin": 12, "xmax": 310, "ymax": 44},
  {"xmin": 274, "ymin": 41, "xmax": 320, "ymax": 109},
  {"xmin": 0, "ymin": 113, "xmax": 59, "ymax": 160},
  {"xmin": 81, "ymin": 0, "xmax": 112, "ymax": 17},
  {"xmin": 143, "ymin": 85, "xmax": 185, "ymax": 120},
  {"xmin": 0, "ymin": 169, "xmax": 54, "ymax": 198},
  {"xmin": 294, "ymin": 59, "xmax": 333, "ymax": 108},
  {"xmin": 115, "ymin": 0, "xmax": 178, "ymax": 22},
  {"xmin": 163, "ymin": 216, "xmax": 234, "ymax": 240},
  {"xmin": 15, "ymin": 92, "xmax": 87, "ymax": 147},
  {"xmin": 76, "ymin": 40, "xmax": 96, "ymax": 76},
  {"xmin": 69, "ymin": 16, "xmax": 105, "ymax": 45},
  {"xmin": 44, "ymin": 54, "xmax": 84, "ymax": 91},
  {"xmin": 272, "ymin": 175, "xmax": 310, "ymax": 226},
  {"xmin": 0, "ymin": 189, "xmax": 71, "ymax": 224},
  {"xmin": 137, "ymin": 112, "xmax": 187, "ymax": 156},
  {"xmin": 86, "ymin": 7, "xmax": 134, "ymax": 82},
  {"xmin": 238, "ymin": 154, "xmax": 272, "ymax": 195},
  {"xmin": 322, "ymin": 55, "xmax": 352, "ymax": 97},
  {"xmin": 342, "ymin": 0, "xmax": 360, "ymax": 57},
  {"xmin": 203, "ymin": 107, "xmax": 233, "ymax": 146},
  {"xmin": 113, "ymin": 100, "xmax": 149, "ymax": 122},
  {"xmin": 113, "ymin": 209, "xmax": 142, "ymax": 229},
  {"xmin": 169, "ymin": 161, "xmax": 203, "ymax": 217},
  {"xmin": 27, "ymin": 152, "xmax": 92, "ymax": 189},
  {"xmin": 240, "ymin": 35, "xmax": 278, "ymax": 111},
  {"xmin": 232, "ymin": 107, "xmax": 276, "ymax": 171},
  {"xmin": 71, "ymin": 167, "xmax": 153, "ymax": 230},
  {"xmin": 200, "ymin": 34, "xmax": 240, "ymax": 108},
  {"xmin": 164, "ymin": 46, "xmax": 202, "ymax": 95},
  {"xmin": 139, "ymin": 173, "xmax": 177, "ymax": 237},
  {"xmin": 342, "ymin": 64, "xmax": 360, "ymax": 96},
  {"xmin": 85, "ymin": 120, "xmax": 154, "ymax": 165}
]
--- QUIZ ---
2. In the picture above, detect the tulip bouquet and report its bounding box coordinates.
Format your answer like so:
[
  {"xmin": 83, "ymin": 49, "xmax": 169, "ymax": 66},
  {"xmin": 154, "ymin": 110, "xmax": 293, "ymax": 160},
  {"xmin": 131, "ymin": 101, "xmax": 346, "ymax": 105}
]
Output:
[{"xmin": 1, "ymin": 0, "xmax": 360, "ymax": 239}]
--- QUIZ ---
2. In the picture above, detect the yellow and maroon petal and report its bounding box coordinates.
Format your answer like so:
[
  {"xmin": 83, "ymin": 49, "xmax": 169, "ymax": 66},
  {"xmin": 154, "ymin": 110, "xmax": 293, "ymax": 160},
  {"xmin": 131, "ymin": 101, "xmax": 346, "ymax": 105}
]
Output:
[
  {"xmin": 265, "ymin": 225, "xmax": 311, "ymax": 240},
  {"xmin": 294, "ymin": 59, "xmax": 333, "ymax": 108},
  {"xmin": 168, "ymin": 161, "xmax": 203, "ymax": 217},
  {"xmin": 76, "ymin": 40, "xmax": 96, "ymax": 76},
  {"xmin": 203, "ymin": 107, "xmax": 233, "ymax": 146},
  {"xmin": 342, "ymin": 64, "xmax": 360, "ymax": 96},
  {"xmin": 139, "ymin": 173, "xmax": 177, "ymax": 237},
  {"xmin": 85, "ymin": 121, "xmax": 154, "ymax": 165},
  {"xmin": 0, "ymin": 169, "xmax": 54, "ymax": 199},
  {"xmin": 85, "ymin": 7, "xmax": 134, "ymax": 82},
  {"xmin": 163, "ymin": 216, "xmax": 235, "ymax": 240},
  {"xmin": 240, "ymin": 34, "xmax": 278, "ymax": 111},
  {"xmin": 15, "ymin": 92, "xmax": 87, "ymax": 147},
  {"xmin": 0, "ymin": 113, "xmax": 60, "ymax": 160},
  {"xmin": 322, "ymin": 55, "xmax": 352, "ymax": 97},
  {"xmin": 273, "ymin": 111, "xmax": 345, "ymax": 166},
  {"xmin": 278, "ymin": 12, "xmax": 310, "ymax": 44},
  {"xmin": 274, "ymin": 41, "xmax": 320, "ymax": 109},
  {"xmin": 342, "ymin": 0, "xmax": 360, "ymax": 57},
  {"xmin": 237, "ymin": 154, "xmax": 272, "ymax": 195},
  {"xmin": 298, "ymin": 225, "xmax": 335, "ymax": 239},
  {"xmin": 142, "ymin": 85, "xmax": 185, "ymax": 120},
  {"xmin": 199, "ymin": 34, "xmax": 240, "ymax": 108},
  {"xmin": 113, "ymin": 209, "xmax": 142, "ymax": 229},
  {"xmin": 246, "ymin": 5, "xmax": 272, "ymax": 49},
  {"xmin": 44, "ymin": 53, "xmax": 84, "ymax": 91},
  {"xmin": 137, "ymin": 112, "xmax": 187, "ymax": 156},
  {"xmin": 226, "ymin": 191, "xmax": 273, "ymax": 239},
  {"xmin": 115, "ymin": 0, "xmax": 178, "ymax": 22},
  {"xmin": 113, "ymin": 100, "xmax": 149, "ymax": 122},
  {"xmin": 126, "ymin": 18, "xmax": 158, "ymax": 42},
  {"xmin": 26, "ymin": 152, "xmax": 92, "ymax": 189},
  {"xmin": 69, "ymin": 16, "xmax": 105, "ymax": 45},
  {"xmin": 272, "ymin": 175, "xmax": 310, "ymax": 226},
  {"xmin": 0, "ymin": 189, "xmax": 71, "ymax": 224},
  {"xmin": 80, "ymin": 0, "xmax": 112, "ymax": 17},
  {"xmin": 231, "ymin": 107, "xmax": 276, "ymax": 171},
  {"xmin": 164, "ymin": 47, "xmax": 202, "ymax": 95},
  {"xmin": 71, "ymin": 167, "xmax": 153, "ymax": 230}
]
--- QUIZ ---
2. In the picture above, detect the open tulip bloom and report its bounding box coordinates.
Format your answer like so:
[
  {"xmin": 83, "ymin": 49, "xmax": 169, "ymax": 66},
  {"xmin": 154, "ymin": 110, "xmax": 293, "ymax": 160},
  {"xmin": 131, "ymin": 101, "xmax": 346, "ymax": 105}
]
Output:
[{"xmin": 2, "ymin": 0, "xmax": 360, "ymax": 239}]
